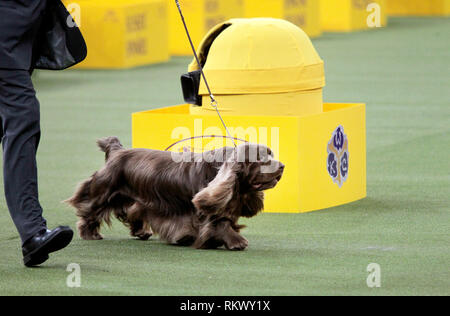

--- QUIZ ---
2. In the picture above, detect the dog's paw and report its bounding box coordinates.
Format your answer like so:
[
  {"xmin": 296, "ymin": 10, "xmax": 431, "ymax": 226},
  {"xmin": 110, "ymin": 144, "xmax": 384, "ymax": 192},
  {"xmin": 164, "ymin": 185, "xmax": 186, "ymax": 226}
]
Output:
[
  {"xmin": 77, "ymin": 220, "xmax": 103, "ymax": 240},
  {"xmin": 81, "ymin": 232, "xmax": 103, "ymax": 240},
  {"xmin": 225, "ymin": 235, "xmax": 248, "ymax": 251},
  {"xmin": 135, "ymin": 232, "xmax": 152, "ymax": 241},
  {"xmin": 131, "ymin": 228, "xmax": 153, "ymax": 241},
  {"xmin": 176, "ymin": 235, "xmax": 196, "ymax": 247}
]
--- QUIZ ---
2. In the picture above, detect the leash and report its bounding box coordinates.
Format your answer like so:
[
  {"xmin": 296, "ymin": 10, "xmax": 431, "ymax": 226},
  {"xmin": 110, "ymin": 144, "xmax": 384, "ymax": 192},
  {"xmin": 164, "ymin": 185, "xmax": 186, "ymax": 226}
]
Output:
[
  {"xmin": 174, "ymin": 0, "xmax": 237, "ymax": 148},
  {"xmin": 165, "ymin": 135, "xmax": 247, "ymax": 152}
]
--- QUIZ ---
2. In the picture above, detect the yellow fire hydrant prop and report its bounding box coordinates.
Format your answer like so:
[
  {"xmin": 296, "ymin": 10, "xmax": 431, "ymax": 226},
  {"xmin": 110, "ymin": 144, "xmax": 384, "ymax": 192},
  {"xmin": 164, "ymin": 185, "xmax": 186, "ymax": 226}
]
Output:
[
  {"xmin": 132, "ymin": 18, "xmax": 367, "ymax": 213},
  {"xmin": 189, "ymin": 18, "xmax": 325, "ymax": 117}
]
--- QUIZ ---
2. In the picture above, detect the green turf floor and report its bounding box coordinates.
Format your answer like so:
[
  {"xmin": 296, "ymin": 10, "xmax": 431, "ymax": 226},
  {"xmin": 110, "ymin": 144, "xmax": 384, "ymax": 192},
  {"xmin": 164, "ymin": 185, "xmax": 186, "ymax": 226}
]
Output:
[{"xmin": 0, "ymin": 17, "xmax": 449, "ymax": 296}]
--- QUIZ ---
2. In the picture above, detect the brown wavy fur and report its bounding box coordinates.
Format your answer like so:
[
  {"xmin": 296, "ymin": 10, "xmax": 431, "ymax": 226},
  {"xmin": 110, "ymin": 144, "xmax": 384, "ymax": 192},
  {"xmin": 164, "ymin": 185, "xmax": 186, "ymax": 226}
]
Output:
[{"xmin": 65, "ymin": 137, "xmax": 284, "ymax": 250}]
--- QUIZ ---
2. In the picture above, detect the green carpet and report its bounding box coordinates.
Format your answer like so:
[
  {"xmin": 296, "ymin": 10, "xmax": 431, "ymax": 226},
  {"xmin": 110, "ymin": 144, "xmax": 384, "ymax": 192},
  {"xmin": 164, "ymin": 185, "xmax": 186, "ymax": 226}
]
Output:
[{"xmin": 0, "ymin": 17, "xmax": 449, "ymax": 296}]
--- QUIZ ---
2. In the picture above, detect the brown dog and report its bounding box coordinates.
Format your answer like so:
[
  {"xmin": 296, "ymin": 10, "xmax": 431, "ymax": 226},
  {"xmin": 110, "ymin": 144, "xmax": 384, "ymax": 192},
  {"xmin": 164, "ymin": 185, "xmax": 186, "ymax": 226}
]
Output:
[{"xmin": 66, "ymin": 137, "xmax": 284, "ymax": 250}]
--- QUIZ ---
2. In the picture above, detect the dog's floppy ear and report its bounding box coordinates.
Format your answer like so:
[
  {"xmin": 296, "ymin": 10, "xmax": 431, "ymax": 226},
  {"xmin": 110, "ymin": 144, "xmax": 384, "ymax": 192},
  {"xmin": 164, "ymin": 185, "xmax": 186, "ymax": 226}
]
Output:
[
  {"xmin": 241, "ymin": 191, "xmax": 265, "ymax": 218},
  {"xmin": 192, "ymin": 161, "xmax": 238, "ymax": 217}
]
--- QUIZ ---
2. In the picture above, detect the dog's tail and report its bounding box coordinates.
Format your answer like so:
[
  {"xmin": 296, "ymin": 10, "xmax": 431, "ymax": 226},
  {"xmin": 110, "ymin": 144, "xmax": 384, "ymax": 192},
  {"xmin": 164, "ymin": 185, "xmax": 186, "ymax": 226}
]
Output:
[
  {"xmin": 64, "ymin": 174, "xmax": 106, "ymax": 240},
  {"xmin": 64, "ymin": 176, "xmax": 93, "ymax": 211},
  {"xmin": 97, "ymin": 136, "xmax": 124, "ymax": 161}
]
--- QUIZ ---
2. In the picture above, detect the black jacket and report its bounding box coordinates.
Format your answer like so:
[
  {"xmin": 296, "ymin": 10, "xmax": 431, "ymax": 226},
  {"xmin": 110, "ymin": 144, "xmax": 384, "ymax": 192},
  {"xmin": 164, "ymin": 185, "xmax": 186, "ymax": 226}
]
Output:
[{"xmin": 0, "ymin": 0, "xmax": 86, "ymax": 70}]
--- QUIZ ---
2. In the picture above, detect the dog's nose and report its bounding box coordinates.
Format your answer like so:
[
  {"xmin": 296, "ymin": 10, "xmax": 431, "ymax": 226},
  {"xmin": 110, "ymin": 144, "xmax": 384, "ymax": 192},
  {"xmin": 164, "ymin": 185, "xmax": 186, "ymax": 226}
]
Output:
[{"xmin": 279, "ymin": 163, "xmax": 285, "ymax": 170}]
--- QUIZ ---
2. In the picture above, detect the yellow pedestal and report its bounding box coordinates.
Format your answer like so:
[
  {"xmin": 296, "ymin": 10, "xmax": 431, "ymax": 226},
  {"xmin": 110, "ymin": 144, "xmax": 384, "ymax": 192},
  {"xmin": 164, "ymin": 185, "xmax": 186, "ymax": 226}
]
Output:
[
  {"xmin": 63, "ymin": 0, "xmax": 170, "ymax": 69},
  {"xmin": 132, "ymin": 103, "xmax": 366, "ymax": 213},
  {"xmin": 243, "ymin": 0, "xmax": 322, "ymax": 38},
  {"xmin": 169, "ymin": 0, "xmax": 245, "ymax": 56},
  {"xmin": 320, "ymin": 0, "xmax": 387, "ymax": 32},
  {"xmin": 387, "ymin": 0, "xmax": 450, "ymax": 16}
]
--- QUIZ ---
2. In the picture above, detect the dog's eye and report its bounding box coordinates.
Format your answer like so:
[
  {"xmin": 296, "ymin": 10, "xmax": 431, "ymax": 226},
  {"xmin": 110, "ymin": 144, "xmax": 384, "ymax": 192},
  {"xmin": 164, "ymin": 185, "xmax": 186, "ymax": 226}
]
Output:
[
  {"xmin": 262, "ymin": 149, "xmax": 273, "ymax": 162},
  {"xmin": 262, "ymin": 160, "xmax": 272, "ymax": 165}
]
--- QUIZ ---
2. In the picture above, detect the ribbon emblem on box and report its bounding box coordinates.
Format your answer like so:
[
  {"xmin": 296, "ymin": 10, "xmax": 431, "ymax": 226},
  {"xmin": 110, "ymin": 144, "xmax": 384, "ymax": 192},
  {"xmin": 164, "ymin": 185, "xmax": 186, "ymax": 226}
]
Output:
[{"xmin": 327, "ymin": 125, "xmax": 349, "ymax": 188}]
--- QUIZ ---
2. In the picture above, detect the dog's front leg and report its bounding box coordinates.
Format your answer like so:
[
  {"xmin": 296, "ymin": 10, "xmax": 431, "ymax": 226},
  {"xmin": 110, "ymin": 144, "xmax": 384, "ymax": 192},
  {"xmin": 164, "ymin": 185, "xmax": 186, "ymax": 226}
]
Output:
[
  {"xmin": 218, "ymin": 220, "xmax": 249, "ymax": 251},
  {"xmin": 194, "ymin": 218, "xmax": 248, "ymax": 251},
  {"xmin": 126, "ymin": 202, "xmax": 153, "ymax": 240}
]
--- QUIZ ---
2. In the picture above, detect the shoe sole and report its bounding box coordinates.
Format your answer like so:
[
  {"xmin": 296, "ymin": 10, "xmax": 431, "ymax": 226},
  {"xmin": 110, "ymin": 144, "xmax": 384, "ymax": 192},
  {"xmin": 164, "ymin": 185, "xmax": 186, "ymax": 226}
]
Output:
[{"xmin": 23, "ymin": 229, "xmax": 74, "ymax": 267}]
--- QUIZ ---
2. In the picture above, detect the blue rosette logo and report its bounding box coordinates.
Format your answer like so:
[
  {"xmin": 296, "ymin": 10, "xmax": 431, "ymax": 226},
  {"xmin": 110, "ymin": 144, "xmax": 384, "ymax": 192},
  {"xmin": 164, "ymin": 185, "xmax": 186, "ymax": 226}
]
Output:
[{"xmin": 327, "ymin": 126, "xmax": 349, "ymax": 187}]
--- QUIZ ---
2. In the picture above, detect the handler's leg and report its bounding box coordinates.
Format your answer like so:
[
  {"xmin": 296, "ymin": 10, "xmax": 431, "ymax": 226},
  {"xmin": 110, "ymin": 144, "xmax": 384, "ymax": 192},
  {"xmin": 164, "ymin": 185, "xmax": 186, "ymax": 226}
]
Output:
[{"xmin": 0, "ymin": 69, "xmax": 47, "ymax": 244}]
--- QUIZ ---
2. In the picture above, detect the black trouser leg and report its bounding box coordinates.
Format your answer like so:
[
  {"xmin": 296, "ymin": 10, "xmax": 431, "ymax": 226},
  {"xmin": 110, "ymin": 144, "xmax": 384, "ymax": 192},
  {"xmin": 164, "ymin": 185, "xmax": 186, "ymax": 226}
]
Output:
[{"xmin": 0, "ymin": 69, "xmax": 46, "ymax": 245}]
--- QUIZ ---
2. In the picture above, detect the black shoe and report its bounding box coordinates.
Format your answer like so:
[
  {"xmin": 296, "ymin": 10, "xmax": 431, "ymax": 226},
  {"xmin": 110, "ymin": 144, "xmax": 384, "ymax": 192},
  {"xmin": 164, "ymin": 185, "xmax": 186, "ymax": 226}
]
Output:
[{"xmin": 22, "ymin": 226, "xmax": 74, "ymax": 267}]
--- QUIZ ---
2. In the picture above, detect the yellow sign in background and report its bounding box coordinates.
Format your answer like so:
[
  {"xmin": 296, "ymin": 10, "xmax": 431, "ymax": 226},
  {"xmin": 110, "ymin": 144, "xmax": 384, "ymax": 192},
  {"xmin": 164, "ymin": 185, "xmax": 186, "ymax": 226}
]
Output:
[
  {"xmin": 63, "ymin": 0, "xmax": 170, "ymax": 69},
  {"xmin": 387, "ymin": 0, "xmax": 450, "ymax": 16},
  {"xmin": 169, "ymin": 0, "xmax": 245, "ymax": 56},
  {"xmin": 320, "ymin": 0, "xmax": 387, "ymax": 31},
  {"xmin": 243, "ymin": 0, "xmax": 322, "ymax": 38}
]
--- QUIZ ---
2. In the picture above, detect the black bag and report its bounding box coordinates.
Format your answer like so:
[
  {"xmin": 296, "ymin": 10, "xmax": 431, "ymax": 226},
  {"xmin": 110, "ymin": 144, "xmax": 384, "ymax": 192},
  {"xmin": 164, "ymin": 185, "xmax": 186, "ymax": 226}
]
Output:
[{"xmin": 34, "ymin": 0, "xmax": 87, "ymax": 70}]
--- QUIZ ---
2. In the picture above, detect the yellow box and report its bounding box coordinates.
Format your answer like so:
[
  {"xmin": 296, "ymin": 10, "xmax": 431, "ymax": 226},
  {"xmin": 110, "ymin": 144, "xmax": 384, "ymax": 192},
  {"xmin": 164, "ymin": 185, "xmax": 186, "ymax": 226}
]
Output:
[
  {"xmin": 132, "ymin": 103, "xmax": 366, "ymax": 213},
  {"xmin": 442, "ymin": 0, "xmax": 450, "ymax": 15},
  {"xmin": 320, "ymin": 0, "xmax": 387, "ymax": 32},
  {"xmin": 169, "ymin": 0, "xmax": 245, "ymax": 56},
  {"xmin": 387, "ymin": 0, "xmax": 450, "ymax": 16},
  {"xmin": 243, "ymin": 0, "xmax": 322, "ymax": 38},
  {"xmin": 63, "ymin": 0, "xmax": 169, "ymax": 69}
]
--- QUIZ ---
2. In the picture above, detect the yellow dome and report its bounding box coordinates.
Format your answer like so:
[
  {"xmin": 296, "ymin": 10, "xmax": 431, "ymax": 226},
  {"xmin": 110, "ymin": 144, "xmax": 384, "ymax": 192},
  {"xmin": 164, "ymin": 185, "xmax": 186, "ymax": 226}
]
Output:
[
  {"xmin": 189, "ymin": 18, "xmax": 325, "ymax": 95},
  {"xmin": 187, "ymin": 18, "xmax": 325, "ymax": 116}
]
